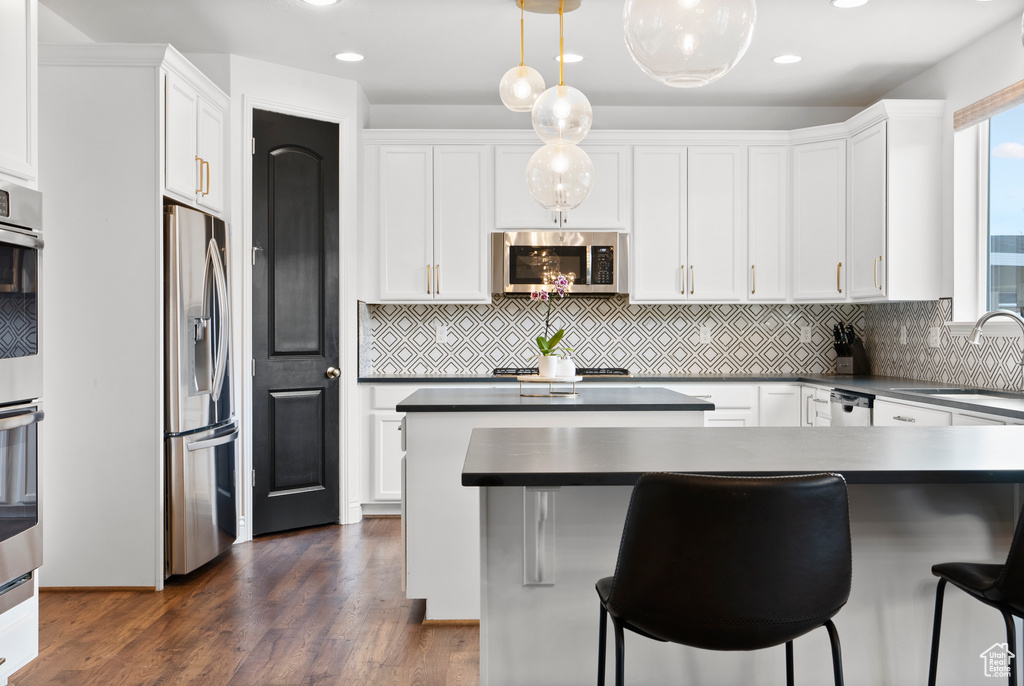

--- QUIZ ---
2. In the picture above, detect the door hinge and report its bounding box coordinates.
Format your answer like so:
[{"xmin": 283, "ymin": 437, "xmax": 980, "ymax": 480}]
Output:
[
  {"xmin": 251, "ymin": 359, "xmax": 256, "ymax": 376},
  {"xmin": 251, "ymin": 137, "xmax": 256, "ymax": 155}
]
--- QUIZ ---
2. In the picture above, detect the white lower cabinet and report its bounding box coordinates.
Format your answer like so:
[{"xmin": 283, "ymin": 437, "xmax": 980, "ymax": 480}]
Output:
[
  {"xmin": 370, "ymin": 413, "xmax": 404, "ymax": 501},
  {"xmin": 873, "ymin": 398, "xmax": 951, "ymax": 427},
  {"xmin": 0, "ymin": 583, "xmax": 38, "ymax": 684},
  {"xmin": 758, "ymin": 384, "xmax": 801, "ymax": 427},
  {"xmin": 661, "ymin": 383, "xmax": 758, "ymax": 427},
  {"xmin": 952, "ymin": 412, "xmax": 1005, "ymax": 426},
  {"xmin": 801, "ymin": 385, "xmax": 832, "ymax": 427}
]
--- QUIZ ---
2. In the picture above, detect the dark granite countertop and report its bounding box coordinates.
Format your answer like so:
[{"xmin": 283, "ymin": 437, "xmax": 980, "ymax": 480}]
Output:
[
  {"xmin": 395, "ymin": 387, "xmax": 714, "ymax": 413},
  {"xmin": 461, "ymin": 425, "xmax": 1024, "ymax": 487}
]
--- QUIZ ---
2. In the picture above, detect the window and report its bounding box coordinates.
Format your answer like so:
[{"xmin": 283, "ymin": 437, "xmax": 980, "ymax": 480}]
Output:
[{"xmin": 987, "ymin": 104, "xmax": 1024, "ymax": 315}]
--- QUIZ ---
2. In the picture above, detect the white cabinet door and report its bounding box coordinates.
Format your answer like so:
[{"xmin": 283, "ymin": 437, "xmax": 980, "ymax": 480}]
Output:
[
  {"xmin": 848, "ymin": 121, "xmax": 886, "ymax": 300},
  {"xmin": 748, "ymin": 146, "xmax": 789, "ymax": 301},
  {"xmin": 433, "ymin": 146, "xmax": 491, "ymax": 302},
  {"xmin": 0, "ymin": 0, "xmax": 35, "ymax": 181},
  {"xmin": 688, "ymin": 146, "xmax": 745, "ymax": 301},
  {"xmin": 873, "ymin": 398, "xmax": 951, "ymax": 427},
  {"xmin": 165, "ymin": 71, "xmax": 200, "ymax": 202},
  {"xmin": 196, "ymin": 96, "xmax": 225, "ymax": 214},
  {"xmin": 561, "ymin": 145, "xmax": 631, "ymax": 230},
  {"xmin": 792, "ymin": 138, "xmax": 847, "ymax": 300},
  {"xmin": 379, "ymin": 146, "xmax": 434, "ymax": 301},
  {"xmin": 494, "ymin": 145, "xmax": 560, "ymax": 229},
  {"xmin": 371, "ymin": 413, "xmax": 405, "ymax": 501},
  {"xmin": 952, "ymin": 412, "xmax": 1006, "ymax": 426},
  {"xmin": 632, "ymin": 147, "xmax": 687, "ymax": 302},
  {"xmin": 758, "ymin": 384, "xmax": 801, "ymax": 427}
]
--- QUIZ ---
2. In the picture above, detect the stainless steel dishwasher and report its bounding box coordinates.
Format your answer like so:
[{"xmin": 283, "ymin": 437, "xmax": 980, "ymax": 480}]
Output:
[{"xmin": 830, "ymin": 390, "xmax": 874, "ymax": 426}]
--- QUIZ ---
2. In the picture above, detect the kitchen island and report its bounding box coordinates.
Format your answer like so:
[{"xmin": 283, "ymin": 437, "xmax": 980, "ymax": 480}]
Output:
[
  {"xmin": 397, "ymin": 387, "xmax": 711, "ymax": 620},
  {"xmin": 464, "ymin": 425, "xmax": 1024, "ymax": 686}
]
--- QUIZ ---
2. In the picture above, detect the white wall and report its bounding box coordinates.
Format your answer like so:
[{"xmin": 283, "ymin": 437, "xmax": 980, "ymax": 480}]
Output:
[
  {"xmin": 220, "ymin": 55, "xmax": 365, "ymax": 532},
  {"xmin": 882, "ymin": 15, "xmax": 1024, "ymax": 303},
  {"xmin": 369, "ymin": 103, "xmax": 861, "ymax": 131},
  {"xmin": 37, "ymin": 2, "xmax": 90, "ymax": 43}
]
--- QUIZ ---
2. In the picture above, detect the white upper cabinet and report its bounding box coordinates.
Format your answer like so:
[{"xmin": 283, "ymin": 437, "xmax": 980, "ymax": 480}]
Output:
[
  {"xmin": 791, "ymin": 138, "xmax": 847, "ymax": 300},
  {"xmin": 632, "ymin": 147, "xmax": 687, "ymax": 302},
  {"xmin": 747, "ymin": 146, "xmax": 789, "ymax": 301},
  {"xmin": 164, "ymin": 69, "xmax": 227, "ymax": 215},
  {"xmin": 848, "ymin": 121, "xmax": 887, "ymax": 299},
  {"xmin": 493, "ymin": 144, "xmax": 630, "ymax": 230},
  {"xmin": 378, "ymin": 145, "xmax": 491, "ymax": 303},
  {"xmin": 846, "ymin": 101, "xmax": 944, "ymax": 302},
  {"xmin": 687, "ymin": 146, "xmax": 746, "ymax": 300},
  {"xmin": 0, "ymin": 0, "xmax": 37, "ymax": 183},
  {"xmin": 632, "ymin": 146, "xmax": 745, "ymax": 303}
]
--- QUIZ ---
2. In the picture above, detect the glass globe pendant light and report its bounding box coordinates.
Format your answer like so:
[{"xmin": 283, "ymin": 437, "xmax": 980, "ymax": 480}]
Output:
[
  {"xmin": 499, "ymin": 1, "xmax": 546, "ymax": 111},
  {"xmin": 525, "ymin": 142, "xmax": 595, "ymax": 211},
  {"xmin": 622, "ymin": 0, "xmax": 757, "ymax": 88},
  {"xmin": 530, "ymin": 0, "xmax": 592, "ymax": 144}
]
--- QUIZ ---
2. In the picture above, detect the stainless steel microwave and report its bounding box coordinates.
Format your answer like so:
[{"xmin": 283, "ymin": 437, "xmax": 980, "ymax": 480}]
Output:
[{"xmin": 491, "ymin": 231, "xmax": 628, "ymax": 295}]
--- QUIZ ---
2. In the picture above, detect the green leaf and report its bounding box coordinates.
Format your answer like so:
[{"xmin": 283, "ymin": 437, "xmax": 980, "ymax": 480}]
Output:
[
  {"xmin": 536, "ymin": 335, "xmax": 550, "ymax": 355},
  {"xmin": 548, "ymin": 329, "xmax": 564, "ymax": 348}
]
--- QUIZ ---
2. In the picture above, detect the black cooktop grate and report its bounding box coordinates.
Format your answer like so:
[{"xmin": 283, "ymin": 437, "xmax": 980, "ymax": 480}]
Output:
[{"xmin": 492, "ymin": 367, "xmax": 631, "ymax": 376}]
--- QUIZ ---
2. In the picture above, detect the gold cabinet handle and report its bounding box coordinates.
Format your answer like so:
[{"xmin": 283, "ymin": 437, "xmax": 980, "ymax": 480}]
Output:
[
  {"xmin": 837, "ymin": 262, "xmax": 842, "ymax": 293},
  {"xmin": 873, "ymin": 256, "xmax": 882, "ymax": 290},
  {"xmin": 690, "ymin": 265, "xmax": 694, "ymax": 295},
  {"xmin": 681, "ymin": 265, "xmax": 686, "ymax": 295},
  {"xmin": 751, "ymin": 265, "xmax": 756, "ymax": 295},
  {"xmin": 435, "ymin": 264, "xmax": 440, "ymax": 295},
  {"xmin": 202, "ymin": 159, "xmax": 211, "ymax": 197},
  {"xmin": 427, "ymin": 264, "xmax": 432, "ymax": 295},
  {"xmin": 194, "ymin": 156, "xmax": 204, "ymax": 194}
]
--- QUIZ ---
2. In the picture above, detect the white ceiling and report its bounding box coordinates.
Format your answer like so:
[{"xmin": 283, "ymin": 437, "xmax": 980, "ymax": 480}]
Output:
[{"xmin": 39, "ymin": 0, "xmax": 1024, "ymax": 107}]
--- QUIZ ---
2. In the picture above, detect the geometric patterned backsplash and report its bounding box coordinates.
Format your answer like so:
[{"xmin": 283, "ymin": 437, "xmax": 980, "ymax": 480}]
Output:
[
  {"xmin": 864, "ymin": 299, "xmax": 1024, "ymax": 391},
  {"xmin": 363, "ymin": 297, "xmax": 867, "ymax": 376},
  {"xmin": 0, "ymin": 293, "xmax": 37, "ymax": 358}
]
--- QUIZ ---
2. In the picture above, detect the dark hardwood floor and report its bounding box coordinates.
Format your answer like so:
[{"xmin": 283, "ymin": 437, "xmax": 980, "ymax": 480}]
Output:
[{"xmin": 11, "ymin": 518, "xmax": 479, "ymax": 685}]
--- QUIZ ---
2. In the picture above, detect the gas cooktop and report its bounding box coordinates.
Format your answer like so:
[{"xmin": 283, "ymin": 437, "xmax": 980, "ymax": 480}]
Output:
[{"xmin": 492, "ymin": 367, "xmax": 631, "ymax": 377}]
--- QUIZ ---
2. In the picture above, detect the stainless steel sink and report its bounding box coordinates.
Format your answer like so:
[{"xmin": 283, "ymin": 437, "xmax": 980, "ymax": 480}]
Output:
[{"xmin": 891, "ymin": 388, "xmax": 1024, "ymax": 411}]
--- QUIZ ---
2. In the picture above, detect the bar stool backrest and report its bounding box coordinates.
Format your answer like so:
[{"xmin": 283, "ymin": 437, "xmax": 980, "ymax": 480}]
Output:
[{"xmin": 606, "ymin": 472, "xmax": 852, "ymax": 651}]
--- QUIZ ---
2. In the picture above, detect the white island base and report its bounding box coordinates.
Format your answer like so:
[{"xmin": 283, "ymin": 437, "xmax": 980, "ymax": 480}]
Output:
[
  {"xmin": 403, "ymin": 399, "xmax": 706, "ymax": 621},
  {"xmin": 480, "ymin": 482, "xmax": 1017, "ymax": 685}
]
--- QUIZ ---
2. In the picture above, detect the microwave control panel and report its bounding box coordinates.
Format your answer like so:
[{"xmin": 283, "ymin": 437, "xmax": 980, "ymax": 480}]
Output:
[
  {"xmin": 592, "ymin": 246, "xmax": 614, "ymax": 285},
  {"xmin": 0, "ymin": 190, "xmax": 9, "ymax": 218}
]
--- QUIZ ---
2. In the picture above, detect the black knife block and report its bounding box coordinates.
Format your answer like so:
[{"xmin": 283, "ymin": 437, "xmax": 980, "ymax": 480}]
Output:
[{"xmin": 835, "ymin": 341, "xmax": 869, "ymax": 375}]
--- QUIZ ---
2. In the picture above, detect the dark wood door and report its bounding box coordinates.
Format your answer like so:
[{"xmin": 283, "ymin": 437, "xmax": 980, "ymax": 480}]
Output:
[{"xmin": 251, "ymin": 109, "xmax": 340, "ymax": 535}]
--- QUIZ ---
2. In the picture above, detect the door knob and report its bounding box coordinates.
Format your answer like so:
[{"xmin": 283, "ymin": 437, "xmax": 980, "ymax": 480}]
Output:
[{"xmin": 325, "ymin": 367, "xmax": 341, "ymax": 379}]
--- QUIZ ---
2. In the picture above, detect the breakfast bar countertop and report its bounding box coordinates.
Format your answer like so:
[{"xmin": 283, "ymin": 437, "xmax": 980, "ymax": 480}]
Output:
[{"xmin": 461, "ymin": 425, "xmax": 1024, "ymax": 487}]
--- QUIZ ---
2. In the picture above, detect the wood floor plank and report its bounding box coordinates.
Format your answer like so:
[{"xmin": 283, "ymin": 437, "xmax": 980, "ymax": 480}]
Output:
[{"xmin": 10, "ymin": 519, "xmax": 479, "ymax": 686}]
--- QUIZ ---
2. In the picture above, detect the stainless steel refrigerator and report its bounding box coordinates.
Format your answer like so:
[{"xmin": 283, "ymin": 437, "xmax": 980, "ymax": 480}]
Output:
[{"xmin": 164, "ymin": 203, "xmax": 238, "ymax": 577}]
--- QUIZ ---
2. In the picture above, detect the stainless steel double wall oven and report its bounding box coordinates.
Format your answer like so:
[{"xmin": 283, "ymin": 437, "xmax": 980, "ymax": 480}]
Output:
[{"xmin": 0, "ymin": 179, "xmax": 44, "ymax": 613}]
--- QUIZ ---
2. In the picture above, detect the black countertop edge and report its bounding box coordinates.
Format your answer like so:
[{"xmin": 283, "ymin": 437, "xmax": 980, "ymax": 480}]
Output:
[
  {"xmin": 462, "ymin": 469, "xmax": 1024, "ymax": 487},
  {"xmin": 396, "ymin": 387, "xmax": 714, "ymax": 413}
]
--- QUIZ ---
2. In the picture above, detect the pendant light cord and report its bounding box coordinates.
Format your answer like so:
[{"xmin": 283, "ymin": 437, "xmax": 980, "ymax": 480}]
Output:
[
  {"xmin": 558, "ymin": 0, "xmax": 564, "ymax": 86},
  {"xmin": 519, "ymin": 1, "xmax": 525, "ymax": 67}
]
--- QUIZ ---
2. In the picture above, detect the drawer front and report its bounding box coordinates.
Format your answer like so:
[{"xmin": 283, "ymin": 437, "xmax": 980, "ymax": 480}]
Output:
[
  {"xmin": 662, "ymin": 384, "xmax": 757, "ymax": 409},
  {"xmin": 0, "ymin": 595, "xmax": 38, "ymax": 681},
  {"xmin": 874, "ymin": 399, "xmax": 951, "ymax": 427}
]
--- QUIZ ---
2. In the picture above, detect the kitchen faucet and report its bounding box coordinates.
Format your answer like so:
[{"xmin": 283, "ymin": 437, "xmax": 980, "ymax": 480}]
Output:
[{"xmin": 968, "ymin": 310, "xmax": 1024, "ymax": 389}]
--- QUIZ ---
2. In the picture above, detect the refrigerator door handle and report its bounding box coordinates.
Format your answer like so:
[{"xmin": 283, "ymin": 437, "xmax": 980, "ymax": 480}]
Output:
[
  {"xmin": 186, "ymin": 422, "xmax": 239, "ymax": 452},
  {"xmin": 206, "ymin": 238, "xmax": 230, "ymax": 403}
]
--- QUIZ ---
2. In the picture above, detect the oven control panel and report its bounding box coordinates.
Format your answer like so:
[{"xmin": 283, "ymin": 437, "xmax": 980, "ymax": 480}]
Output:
[{"xmin": 0, "ymin": 190, "xmax": 9, "ymax": 218}]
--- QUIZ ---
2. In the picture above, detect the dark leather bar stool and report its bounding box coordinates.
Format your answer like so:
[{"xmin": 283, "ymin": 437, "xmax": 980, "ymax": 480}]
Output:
[
  {"xmin": 596, "ymin": 472, "xmax": 852, "ymax": 686},
  {"xmin": 927, "ymin": 504, "xmax": 1024, "ymax": 686}
]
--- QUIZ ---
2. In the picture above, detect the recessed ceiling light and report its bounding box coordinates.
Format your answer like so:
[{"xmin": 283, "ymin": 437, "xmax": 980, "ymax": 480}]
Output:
[
  {"xmin": 302, "ymin": 0, "xmax": 339, "ymax": 5},
  {"xmin": 555, "ymin": 53, "xmax": 584, "ymax": 63},
  {"xmin": 831, "ymin": 0, "xmax": 868, "ymax": 7},
  {"xmin": 334, "ymin": 52, "xmax": 364, "ymax": 62},
  {"xmin": 772, "ymin": 55, "xmax": 802, "ymax": 64}
]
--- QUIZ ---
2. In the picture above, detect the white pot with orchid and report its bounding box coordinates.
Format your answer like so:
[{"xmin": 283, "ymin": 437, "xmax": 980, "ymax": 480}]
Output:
[{"xmin": 531, "ymin": 273, "xmax": 574, "ymax": 377}]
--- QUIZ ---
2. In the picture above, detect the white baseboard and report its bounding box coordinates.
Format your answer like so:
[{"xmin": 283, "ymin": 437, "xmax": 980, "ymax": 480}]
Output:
[{"xmin": 361, "ymin": 502, "xmax": 401, "ymax": 517}]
